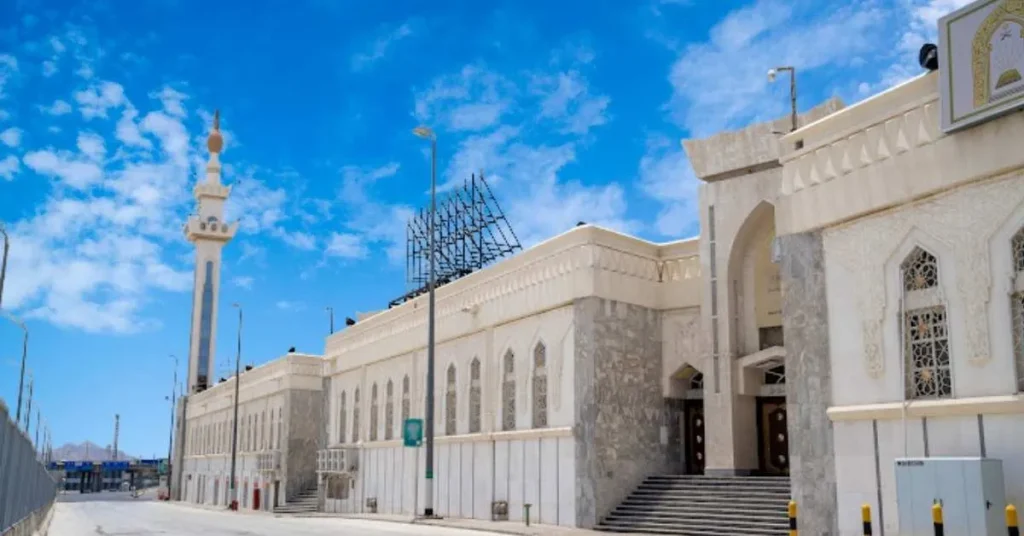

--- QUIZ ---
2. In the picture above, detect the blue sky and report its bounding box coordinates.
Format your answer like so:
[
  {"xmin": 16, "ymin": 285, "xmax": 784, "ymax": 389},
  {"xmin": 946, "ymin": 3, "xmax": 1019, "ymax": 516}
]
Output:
[{"xmin": 0, "ymin": 0, "xmax": 963, "ymax": 457}]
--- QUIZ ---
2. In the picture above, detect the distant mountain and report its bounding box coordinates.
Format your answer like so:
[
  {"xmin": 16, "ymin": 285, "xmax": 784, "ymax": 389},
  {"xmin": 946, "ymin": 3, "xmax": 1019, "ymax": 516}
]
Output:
[{"xmin": 51, "ymin": 441, "xmax": 137, "ymax": 462}]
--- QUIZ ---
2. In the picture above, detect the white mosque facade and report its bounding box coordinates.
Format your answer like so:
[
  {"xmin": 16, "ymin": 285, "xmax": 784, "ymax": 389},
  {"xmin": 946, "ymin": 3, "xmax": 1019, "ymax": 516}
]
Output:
[{"xmin": 173, "ymin": 13, "xmax": 1024, "ymax": 534}]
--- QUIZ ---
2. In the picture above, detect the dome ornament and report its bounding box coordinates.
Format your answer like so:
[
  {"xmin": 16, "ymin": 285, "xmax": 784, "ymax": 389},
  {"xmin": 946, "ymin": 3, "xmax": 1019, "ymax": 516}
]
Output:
[{"xmin": 207, "ymin": 109, "xmax": 224, "ymax": 154}]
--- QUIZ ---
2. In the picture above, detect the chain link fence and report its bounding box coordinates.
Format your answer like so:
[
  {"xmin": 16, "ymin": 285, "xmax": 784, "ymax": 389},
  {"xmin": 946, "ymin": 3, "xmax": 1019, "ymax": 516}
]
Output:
[{"xmin": 0, "ymin": 399, "xmax": 57, "ymax": 536}]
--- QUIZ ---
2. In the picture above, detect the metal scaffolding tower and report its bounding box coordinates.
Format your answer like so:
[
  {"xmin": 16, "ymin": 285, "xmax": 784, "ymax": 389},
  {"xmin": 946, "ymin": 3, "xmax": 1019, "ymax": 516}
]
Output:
[{"xmin": 390, "ymin": 172, "xmax": 522, "ymax": 308}]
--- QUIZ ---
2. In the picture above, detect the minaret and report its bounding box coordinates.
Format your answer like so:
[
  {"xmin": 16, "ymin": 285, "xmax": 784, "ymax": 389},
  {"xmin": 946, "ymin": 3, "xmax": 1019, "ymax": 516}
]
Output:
[{"xmin": 184, "ymin": 111, "xmax": 237, "ymax": 394}]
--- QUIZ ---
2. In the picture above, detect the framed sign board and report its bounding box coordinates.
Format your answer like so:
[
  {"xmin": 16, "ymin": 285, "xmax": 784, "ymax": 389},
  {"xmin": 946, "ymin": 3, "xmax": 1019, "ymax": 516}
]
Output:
[{"xmin": 938, "ymin": 0, "xmax": 1024, "ymax": 132}]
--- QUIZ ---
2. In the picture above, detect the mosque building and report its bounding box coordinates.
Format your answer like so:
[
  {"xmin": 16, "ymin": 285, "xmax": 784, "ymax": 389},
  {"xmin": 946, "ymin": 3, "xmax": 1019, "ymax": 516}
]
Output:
[{"xmin": 174, "ymin": 1, "xmax": 1024, "ymax": 533}]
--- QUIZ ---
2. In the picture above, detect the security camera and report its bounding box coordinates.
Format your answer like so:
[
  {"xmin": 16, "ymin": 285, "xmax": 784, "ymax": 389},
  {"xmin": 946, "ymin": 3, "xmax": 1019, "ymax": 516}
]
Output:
[{"xmin": 919, "ymin": 43, "xmax": 938, "ymax": 71}]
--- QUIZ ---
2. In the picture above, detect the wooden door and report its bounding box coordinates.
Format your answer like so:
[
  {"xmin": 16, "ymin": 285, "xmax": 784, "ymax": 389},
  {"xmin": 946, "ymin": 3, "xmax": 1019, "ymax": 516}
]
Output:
[
  {"xmin": 758, "ymin": 397, "xmax": 789, "ymax": 476},
  {"xmin": 684, "ymin": 400, "xmax": 705, "ymax": 475}
]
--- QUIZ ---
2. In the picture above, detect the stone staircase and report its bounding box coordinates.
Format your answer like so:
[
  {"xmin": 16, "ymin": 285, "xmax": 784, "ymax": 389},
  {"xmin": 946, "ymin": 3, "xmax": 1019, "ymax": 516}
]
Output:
[
  {"xmin": 594, "ymin": 475, "xmax": 791, "ymax": 535},
  {"xmin": 273, "ymin": 486, "xmax": 319, "ymax": 515}
]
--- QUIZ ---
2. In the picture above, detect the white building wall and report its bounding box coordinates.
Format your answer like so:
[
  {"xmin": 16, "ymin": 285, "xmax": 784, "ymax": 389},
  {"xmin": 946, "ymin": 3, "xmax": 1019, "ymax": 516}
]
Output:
[
  {"xmin": 778, "ymin": 72, "xmax": 1024, "ymax": 535},
  {"xmin": 325, "ymin": 305, "xmax": 578, "ymax": 525}
]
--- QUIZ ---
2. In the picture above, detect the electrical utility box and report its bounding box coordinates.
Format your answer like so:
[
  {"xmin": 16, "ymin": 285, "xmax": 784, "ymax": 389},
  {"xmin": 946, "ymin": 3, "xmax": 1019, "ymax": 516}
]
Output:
[{"xmin": 895, "ymin": 457, "xmax": 1006, "ymax": 536}]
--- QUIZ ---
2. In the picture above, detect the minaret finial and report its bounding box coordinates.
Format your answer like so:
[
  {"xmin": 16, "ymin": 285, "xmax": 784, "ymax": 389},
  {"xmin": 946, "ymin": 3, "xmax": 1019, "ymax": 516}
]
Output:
[{"xmin": 207, "ymin": 109, "xmax": 224, "ymax": 154}]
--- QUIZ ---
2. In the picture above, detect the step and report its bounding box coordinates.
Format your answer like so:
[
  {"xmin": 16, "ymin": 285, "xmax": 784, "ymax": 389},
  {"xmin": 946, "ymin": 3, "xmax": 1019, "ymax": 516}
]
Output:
[
  {"xmin": 611, "ymin": 503, "xmax": 786, "ymax": 516},
  {"xmin": 626, "ymin": 491, "xmax": 791, "ymax": 502},
  {"xmin": 595, "ymin": 518, "xmax": 788, "ymax": 533},
  {"xmin": 594, "ymin": 525, "xmax": 786, "ymax": 536},
  {"xmin": 605, "ymin": 511, "xmax": 786, "ymax": 524}
]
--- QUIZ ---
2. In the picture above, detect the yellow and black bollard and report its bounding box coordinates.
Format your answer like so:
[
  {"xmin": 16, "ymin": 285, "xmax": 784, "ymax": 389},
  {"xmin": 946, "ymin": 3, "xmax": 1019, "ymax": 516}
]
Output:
[
  {"xmin": 862, "ymin": 504, "xmax": 872, "ymax": 535},
  {"xmin": 933, "ymin": 503, "xmax": 944, "ymax": 536},
  {"xmin": 1008, "ymin": 504, "xmax": 1019, "ymax": 536},
  {"xmin": 788, "ymin": 500, "xmax": 797, "ymax": 536}
]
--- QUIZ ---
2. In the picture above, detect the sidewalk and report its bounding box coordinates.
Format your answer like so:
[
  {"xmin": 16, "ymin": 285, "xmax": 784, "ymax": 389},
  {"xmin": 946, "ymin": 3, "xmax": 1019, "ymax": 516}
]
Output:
[
  {"xmin": 326, "ymin": 512, "xmax": 616, "ymax": 535},
  {"xmin": 170, "ymin": 500, "xmax": 615, "ymax": 535}
]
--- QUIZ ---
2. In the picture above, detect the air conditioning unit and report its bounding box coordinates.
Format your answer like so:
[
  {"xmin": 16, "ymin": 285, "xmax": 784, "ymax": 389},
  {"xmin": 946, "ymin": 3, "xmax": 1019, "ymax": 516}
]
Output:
[
  {"xmin": 895, "ymin": 457, "xmax": 1006, "ymax": 536},
  {"xmin": 491, "ymin": 500, "xmax": 508, "ymax": 521},
  {"xmin": 365, "ymin": 497, "xmax": 378, "ymax": 513}
]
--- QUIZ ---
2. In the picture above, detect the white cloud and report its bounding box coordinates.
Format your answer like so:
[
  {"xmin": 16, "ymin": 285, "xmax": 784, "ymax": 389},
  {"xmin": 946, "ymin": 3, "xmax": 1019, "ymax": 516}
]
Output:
[
  {"xmin": 351, "ymin": 22, "xmax": 414, "ymax": 72},
  {"xmin": 41, "ymin": 99, "xmax": 72, "ymax": 116},
  {"xmin": 666, "ymin": 0, "xmax": 887, "ymax": 136},
  {"xmin": 414, "ymin": 65, "xmax": 515, "ymax": 132},
  {"xmin": 115, "ymin": 108, "xmax": 151, "ymax": 148},
  {"xmin": 0, "ymin": 155, "xmax": 19, "ymax": 180},
  {"xmin": 1, "ymin": 127, "xmax": 22, "ymax": 148},
  {"xmin": 231, "ymin": 275, "xmax": 254, "ymax": 290},
  {"xmin": 4, "ymin": 76, "xmax": 308, "ymax": 333},
  {"xmin": 531, "ymin": 70, "xmax": 610, "ymax": 135},
  {"xmin": 76, "ymin": 132, "xmax": 106, "ymax": 162},
  {"xmin": 41, "ymin": 61, "xmax": 58, "ymax": 77},
  {"xmin": 0, "ymin": 54, "xmax": 18, "ymax": 100},
  {"xmin": 277, "ymin": 230, "xmax": 317, "ymax": 251},
  {"xmin": 151, "ymin": 87, "xmax": 188, "ymax": 118},
  {"xmin": 638, "ymin": 136, "xmax": 701, "ymax": 237},
  {"xmin": 74, "ymin": 81, "xmax": 127, "ymax": 120},
  {"xmin": 325, "ymin": 232, "xmax": 368, "ymax": 260},
  {"xmin": 276, "ymin": 300, "xmax": 305, "ymax": 311},
  {"xmin": 23, "ymin": 149, "xmax": 104, "ymax": 189}
]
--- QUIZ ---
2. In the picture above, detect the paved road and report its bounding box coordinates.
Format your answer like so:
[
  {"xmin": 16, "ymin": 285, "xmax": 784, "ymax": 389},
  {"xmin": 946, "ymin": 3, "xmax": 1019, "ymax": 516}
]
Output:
[{"xmin": 49, "ymin": 492, "xmax": 497, "ymax": 536}]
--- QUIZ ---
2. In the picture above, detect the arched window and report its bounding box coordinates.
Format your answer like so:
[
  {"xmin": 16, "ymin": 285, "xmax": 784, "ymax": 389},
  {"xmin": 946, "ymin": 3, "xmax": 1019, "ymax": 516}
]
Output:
[
  {"xmin": 532, "ymin": 342, "xmax": 548, "ymax": 428},
  {"xmin": 269, "ymin": 412, "xmax": 274, "ymax": 451},
  {"xmin": 502, "ymin": 349, "xmax": 516, "ymax": 431},
  {"xmin": 1011, "ymin": 227, "xmax": 1024, "ymax": 392},
  {"xmin": 352, "ymin": 389, "xmax": 361, "ymax": 443},
  {"xmin": 469, "ymin": 358, "xmax": 482, "ymax": 433},
  {"xmin": 445, "ymin": 365, "xmax": 457, "ymax": 436},
  {"xmin": 401, "ymin": 375, "xmax": 410, "ymax": 424},
  {"xmin": 370, "ymin": 383, "xmax": 379, "ymax": 441},
  {"xmin": 901, "ymin": 247, "xmax": 952, "ymax": 399},
  {"xmin": 276, "ymin": 408, "xmax": 282, "ymax": 449},
  {"xmin": 339, "ymin": 391, "xmax": 347, "ymax": 444},
  {"xmin": 385, "ymin": 380, "xmax": 395, "ymax": 440}
]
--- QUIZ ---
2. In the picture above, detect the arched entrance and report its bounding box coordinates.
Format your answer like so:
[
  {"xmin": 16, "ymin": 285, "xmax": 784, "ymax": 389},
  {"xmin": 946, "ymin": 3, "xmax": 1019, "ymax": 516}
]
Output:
[
  {"xmin": 728, "ymin": 201, "xmax": 789, "ymax": 476},
  {"xmin": 669, "ymin": 364, "xmax": 705, "ymax": 474}
]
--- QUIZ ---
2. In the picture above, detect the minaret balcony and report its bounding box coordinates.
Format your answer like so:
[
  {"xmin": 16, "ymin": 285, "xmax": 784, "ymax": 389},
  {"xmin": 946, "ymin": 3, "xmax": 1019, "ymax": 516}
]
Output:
[
  {"xmin": 184, "ymin": 216, "xmax": 237, "ymax": 242},
  {"xmin": 193, "ymin": 183, "xmax": 230, "ymax": 200}
]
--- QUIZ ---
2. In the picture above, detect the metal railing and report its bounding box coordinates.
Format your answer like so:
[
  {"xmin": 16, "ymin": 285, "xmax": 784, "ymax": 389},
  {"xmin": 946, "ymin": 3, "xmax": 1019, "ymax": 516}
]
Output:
[
  {"xmin": 256, "ymin": 450, "xmax": 281, "ymax": 474},
  {"xmin": 0, "ymin": 399, "xmax": 57, "ymax": 535},
  {"xmin": 316, "ymin": 447, "xmax": 358, "ymax": 474}
]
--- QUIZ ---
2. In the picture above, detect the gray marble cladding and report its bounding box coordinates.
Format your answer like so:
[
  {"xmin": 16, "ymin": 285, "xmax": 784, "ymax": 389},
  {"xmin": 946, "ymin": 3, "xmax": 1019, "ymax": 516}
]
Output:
[
  {"xmin": 286, "ymin": 389, "xmax": 322, "ymax": 500},
  {"xmin": 573, "ymin": 297, "xmax": 668, "ymax": 529},
  {"xmin": 779, "ymin": 232, "xmax": 837, "ymax": 536}
]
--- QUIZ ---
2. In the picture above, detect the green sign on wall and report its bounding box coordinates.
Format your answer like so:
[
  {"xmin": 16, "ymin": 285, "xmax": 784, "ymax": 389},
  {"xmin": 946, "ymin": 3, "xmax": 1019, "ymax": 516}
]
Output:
[{"xmin": 403, "ymin": 418, "xmax": 423, "ymax": 447}]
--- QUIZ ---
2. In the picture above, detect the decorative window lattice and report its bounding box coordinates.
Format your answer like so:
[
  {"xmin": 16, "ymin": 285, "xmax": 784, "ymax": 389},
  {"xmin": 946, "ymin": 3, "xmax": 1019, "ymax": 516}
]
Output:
[
  {"xmin": 370, "ymin": 383, "xmax": 379, "ymax": 441},
  {"xmin": 469, "ymin": 358, "xmax": 481, "ymax": 434},
  {"xmin": 901, "ymin": 247, "xmax": 951, "ymax": 399},
  {"xmin": 502, "ymin": 349, "xmax": 516, "ymax": 431},
  {"xmin": 1013, "ymin": 293, "xmax": 1024, "ymax": 393},
  {"xmin": 385, "ymin": 380, "xmax": 395, "ymax": 440},
  {"xmin": 902, "ymin": 247, "xmax": 939, "ymax": 291},
  {"xmin": 353, "ymin": 389, "xmax": 361, "ymax": 443},
  {"xmin": 339, "ymin": 391, "xmax": 347, "ymax": 444},
  {"xmin": 401, "ymin": 375, "xmax": 410, "ymax": 424},
  {"xmin": 1013, "ymin": 227, "xmax": 1024, "ymax": 273},
  {"xmin": 445, "ymin": 364, "xmax": 457, "ymax": 436},
  {"xmin": 277, "ymin": 408, "xmax": 282, "ymax": 449},
  {"xmin": 532, "ymin": 343, "xmax": 548, "ymax": 429},
  {"xmin": 690, "ymin": 372, "xmax": 704, "ymax": 391}
]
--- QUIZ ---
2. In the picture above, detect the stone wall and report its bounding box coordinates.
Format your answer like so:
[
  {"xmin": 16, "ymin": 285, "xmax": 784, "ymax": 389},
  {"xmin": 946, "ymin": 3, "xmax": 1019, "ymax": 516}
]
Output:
[
  {"xmin": 286, "ymin": 389, "xmax": 322, "ymax": 500},
  {"xmin": 574, "ymin": 297, "xmax": 667, "ymax": 528},
  {"xmin": 779, "ymin": 232, "xmax": 837, "ymax": 536}
]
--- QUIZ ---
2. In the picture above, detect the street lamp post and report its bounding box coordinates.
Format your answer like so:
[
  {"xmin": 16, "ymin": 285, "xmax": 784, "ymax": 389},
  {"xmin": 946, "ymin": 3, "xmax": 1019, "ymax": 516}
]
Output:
[
  {"xmin": 25, "ymin": 373, "xmax": 33, "ymax": 432},
  {"xmin": 0, "ymin": 223, "xmax": 9, "ymax": 309},
  {"xmin": 167, "ymin": 355, "xmax": 178, "ymax": 492},
  {"xmin": 228, "ymin": 303, "xmax": 242, "ymax": 511},
  {"xmin": 1, "ymin": 310, "xmax": 28, "ymax": 426},
  {"xmin": 326, "ymin": 306, "xmax": 335, "ymax": 335},
  {"xmin": 767, "ymin": 66, "xmax": 798, "ymax": 132},
  {"xmin": 412, "ymin": 125, "xmax": 438, "ymax": 518}
]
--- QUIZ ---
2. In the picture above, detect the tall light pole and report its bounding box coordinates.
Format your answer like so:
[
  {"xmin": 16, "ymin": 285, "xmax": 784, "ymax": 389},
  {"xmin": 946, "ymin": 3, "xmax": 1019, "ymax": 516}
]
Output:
[
  {"xmin": 1, "ymin": 309, "xmax": 28, "ymax": 425},
  {"xmin": 228, "ymin": 303, "xmax": 242, "ymax": 511},
  {"xmin": 167, "ymin": 354, "xmax": 178, "ymax": 489},
  {"xmin": 412, "ymin": 125, "xmax": 437, "ymax": 518},
  {"xmin": 0, "ymin": 223, "xmax": 9, "ymax": 309},
  {"xmin": 767, "ymin": 66, "xmax": 798, "ymax": 132},
  {"xmin": 25, "ymin": 372, "xmax": 33, "ymax": 432},
  {"xmin": 326, "ymin": 306, "xmax": 335, "ymax": 335}
]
